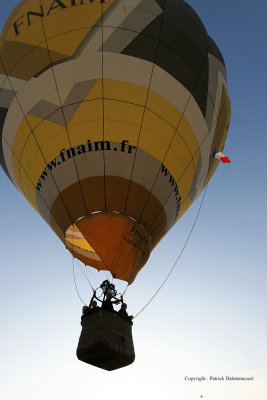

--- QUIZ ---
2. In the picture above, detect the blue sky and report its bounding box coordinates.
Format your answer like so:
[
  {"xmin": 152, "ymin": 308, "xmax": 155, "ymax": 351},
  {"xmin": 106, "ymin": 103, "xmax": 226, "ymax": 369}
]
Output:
[{"xmin": 0, "ymin": 1, "xmax": 266, "ymax": 399}]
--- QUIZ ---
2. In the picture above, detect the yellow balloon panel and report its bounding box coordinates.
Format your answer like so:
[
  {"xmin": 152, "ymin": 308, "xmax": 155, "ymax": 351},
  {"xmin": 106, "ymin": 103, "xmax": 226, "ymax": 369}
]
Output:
[
  {"xmin": 147, "ymin": 90, "xmax": 181, "ymax": 128},
  {"xmin": 140, "ymin": 109, "xmax": 176, "ymax": 160},
  {"xmin": 104, "ymin": 79, "xmax": 148, "ymax": 107}
]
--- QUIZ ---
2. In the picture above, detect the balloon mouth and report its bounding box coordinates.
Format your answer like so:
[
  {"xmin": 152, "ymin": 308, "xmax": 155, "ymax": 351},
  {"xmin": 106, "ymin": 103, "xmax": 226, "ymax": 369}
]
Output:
[
  {"xmin": 65, "ymin": 211, "xmax": 110, "ymax": 272},
  {"xmin": 64, "ymin": 211, "xmax": 152, "ymax": 284},
  {"xmin": 65, "ymin": 218, "xmax": 101, "ymax": 261}
]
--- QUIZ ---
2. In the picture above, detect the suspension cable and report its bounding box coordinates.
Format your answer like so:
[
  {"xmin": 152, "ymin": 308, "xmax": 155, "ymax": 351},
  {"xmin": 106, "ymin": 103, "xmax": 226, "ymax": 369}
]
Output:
[
  {"xmin": 72, "ymin": 256, "xmax": 93, "ymax": 305},
  {"xmin": 77, "ymin": 260, "xmax": 95, "ymax": 292},
  {"xmin": 122, "ymin": 283, "xmax": 129, "ymax": 297},
  {"xmin": 133, "ymin": 182, "xmax": 209, "ymax": 319}
]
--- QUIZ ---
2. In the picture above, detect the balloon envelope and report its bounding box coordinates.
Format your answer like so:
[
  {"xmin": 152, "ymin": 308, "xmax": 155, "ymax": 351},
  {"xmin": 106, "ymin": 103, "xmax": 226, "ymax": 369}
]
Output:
[{"xmin": 0, "ymin": 0, "xmax": 230, "ymax": 283}]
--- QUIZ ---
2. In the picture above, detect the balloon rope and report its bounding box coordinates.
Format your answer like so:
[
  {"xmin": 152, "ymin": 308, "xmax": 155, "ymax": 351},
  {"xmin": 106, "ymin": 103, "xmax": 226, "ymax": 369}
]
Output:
[
  {"xmin": 133, "ymin": 182, "xmax": 208, "ymax": 319},
  {"xmin": 72, "ymin": 256, "xmax": 94, "ymax": 305},
  {"xmin": 122, "ymin": 283, "xmax": 129, "ymax": 297},
  {"xmin": 79, "ymin": 263, "xmax": 95, "ymax": 292}
]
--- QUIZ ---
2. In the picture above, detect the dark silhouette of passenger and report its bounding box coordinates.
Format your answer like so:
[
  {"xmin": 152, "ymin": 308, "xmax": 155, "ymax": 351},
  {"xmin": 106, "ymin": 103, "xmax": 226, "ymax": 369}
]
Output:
[
  {"xmin": 118, "ymin": 303, "xmax": 133, "ymax": 321},
  {"xmin": 82, "ymin": 305, "xmax": 89, "ymax": 314},
  {"xmin": 90, "ymin": 300, "xmax": 98, "ymax": 310},
  {"xmin": 101, "ymin": 292, "xmax": 115, "ymax": 311},
  {"xmin": 82, "ymin": 300, "xmax": 99, "ymax": 319}
]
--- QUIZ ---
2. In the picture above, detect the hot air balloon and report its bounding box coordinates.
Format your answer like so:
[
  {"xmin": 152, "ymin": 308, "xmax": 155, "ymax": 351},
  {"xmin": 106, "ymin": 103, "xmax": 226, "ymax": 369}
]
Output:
[{"xmin": 0, "ymin": 0, "xmax": 231, "ymax": 370}]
